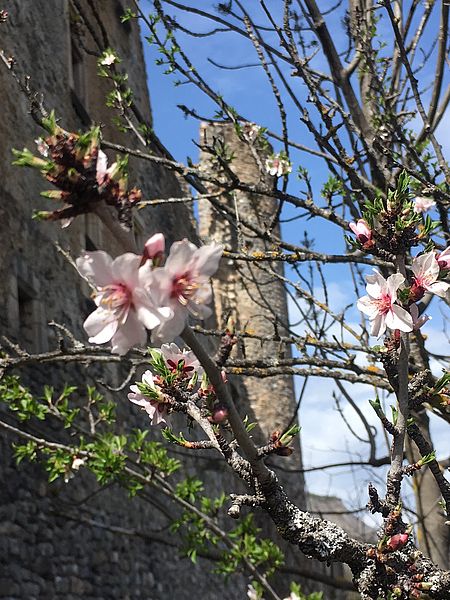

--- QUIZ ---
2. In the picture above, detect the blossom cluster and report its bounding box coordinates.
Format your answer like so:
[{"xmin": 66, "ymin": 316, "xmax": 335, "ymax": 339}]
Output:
[
  {"xmin": 128, "ymin": 343, "xmax": 204, "ymax": 426},
  {"xmin": 265, "ymin": 152, "xmax": 292, "ymax": 178},
  {"xmin": 242, "ymin": 122, "xmax": 262, "ymax": 143},
  {"xmin": 14, "ymin": 115, "xmax": 141, "ymax": 229},
  {"xmin": 76, "ymin": 235, "xmax": 222, "ymax": 354},
  {"xmin": 357, "ymin": 251, "xmax": 450, "ymax": 337}
]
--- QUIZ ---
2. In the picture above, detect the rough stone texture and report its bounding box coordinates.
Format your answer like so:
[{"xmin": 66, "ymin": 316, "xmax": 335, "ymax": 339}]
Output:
[
  {"xmin": 198, "ymin": 123, "xmax": 304, "ymax": 464},
  {"xmin": 0, "ymin": 2, "xmax": 242, "ymax": 599},
  {"xmin": 0, "ymin": 3, "xmax": 370, "ymax": 599}
]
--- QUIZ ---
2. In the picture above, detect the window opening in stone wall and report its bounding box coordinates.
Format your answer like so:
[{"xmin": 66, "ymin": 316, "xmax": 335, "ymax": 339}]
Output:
[
  {"xmin": 17, "ymin": 285, "xmax": 37, "ymax": 353},
  {"xmin": 114, "ymin": 0, "xmax": 131, "ymax": 32},
  {"xmin": 69, "ymin": 10, "xmax": 90, "ymax": 126},
  {"xmin": 83, "ymin": 236, "xmax": 98, "ymax": 318},
  {"xmin": 85, "ymin": 235, "xmax": 97, "ymax": 252},
  {"xmin": 133, "ymin": 215, "xmax": 145, "ymax": 250}
]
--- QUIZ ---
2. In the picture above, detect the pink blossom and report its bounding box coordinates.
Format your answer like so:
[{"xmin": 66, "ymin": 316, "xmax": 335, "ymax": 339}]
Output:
[
  {"xmin": 95, "ymin": 149, "xmax": 121, "ymax": 189},
  {"xmin": 242, "ymin": 122, "xmax": 262, "ymax": 143},
  {"xmin": 150, "ymin": 239, "xmax": 223, "ymax": 341},
  {"xmin": 349, "ymin": 219, "xmax": 373, "ymax": 247},
  {"xmin": 160, "ymin": 342, "xmax": 203, "ymax": 376},
  {"xmin": 76, "ymin": 251, "xmax": 167, "ymax": 355},
  {"xmin": 128, "ymin": 370, "xmax": 168, "ymax": 426},
  {"xmin": 413, "ymin": 196, "xmax": 436, "ymax": 214},
  {"xmin": 411, "ymin": 252, "xmax": 450, "ymax": 299},
  {"xmin": 143, "ymin": 233, "xmax": 165, "ymax": 261},
  {"xmin": 95, "ymin": 149, "xmax": 111, "ymax": 186},
  {"xmin": 436, "ymin": 246, "xmax": 450, "ymax": 270},
  {"xmin": 265, "ymin": 153, "xmax": 292, "ymax": 177},
  {"xmin": 386, "ymin": 533, "xmax": 409, "ymax": 552},
  {"xmin": 100, "ymin": 52, "xmax": 117, "ymax": 67},
  {"xmin": 409, "ymin": 304, "xmax": 431, "ymax": 330},
  {"xmin": 357, "ymin": 270, "xmax": 413, "ymax": 337},
  {"xmin": 209, "ymin": 405, "xmax": 229, "ymax": 423}
]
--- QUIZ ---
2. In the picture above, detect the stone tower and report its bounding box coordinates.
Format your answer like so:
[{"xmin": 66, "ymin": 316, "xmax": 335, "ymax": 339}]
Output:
[
  {"xmin": 198, "ymin": 122, "xmax": 306, "ymax": 496},
  {"xmin": 197, "ymin": 123, "xmax": 365, "ymax": 598}
]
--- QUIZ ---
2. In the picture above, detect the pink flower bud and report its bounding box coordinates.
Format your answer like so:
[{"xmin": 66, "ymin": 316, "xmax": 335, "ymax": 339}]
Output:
[
  {"xmin": 143, "ymin": 233, "xmax": 165, "ymax": 260},
  {"xmin": 386, "ymin": 533, "xmax": 409, "ymax": 552},
  {"xmin": 349, "ymin": 219, "xmax": 373, "ymax": 246},
  {"xmin": 210, "ymin": 405, "xmax": 229, "ymax": 423},
  {"xmin": 436, "ymin": 246, "xmax": 450, "ymax": 270}
]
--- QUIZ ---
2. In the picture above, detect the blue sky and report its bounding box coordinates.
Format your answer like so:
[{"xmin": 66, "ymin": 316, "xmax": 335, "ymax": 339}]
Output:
[{"xmin": 136, "ymin": 1, "xmax": 449, "ymax": 512}]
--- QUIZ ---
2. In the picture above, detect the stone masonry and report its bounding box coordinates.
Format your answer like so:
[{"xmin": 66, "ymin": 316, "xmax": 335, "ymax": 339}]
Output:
[
  {"xmin": 0, "ymin": 2, "xmax": 364, "ymax": 598},
  {"xmin": 0, "ymin": 2, "xmax": 244, "ymax": 599}
]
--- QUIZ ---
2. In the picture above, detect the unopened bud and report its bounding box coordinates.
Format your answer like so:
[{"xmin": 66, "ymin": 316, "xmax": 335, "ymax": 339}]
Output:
[
  {"xmin": 210, "ymin": 405, "xmax": 228, "ymax": 423},
  {"xmin": 228, "ymin": 504, "xmax": 240, "ymax": 519},
  {"xmin": 225, "ymin": 315, "xmax": 235, "ymax": 335},
  {"xmin": 274, "ymin": 446, "xmax": 293, "ymax": 456},
  {"xmin": 143, "ymin": 233, "xmax": 165, "ymax": 262},
  {"xmin": 386, "ymin": 532, "xmax": 409, "ymax": 552}
]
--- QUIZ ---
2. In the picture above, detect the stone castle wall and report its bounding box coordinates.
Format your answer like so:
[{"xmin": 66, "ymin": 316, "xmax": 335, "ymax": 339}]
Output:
[
  {"xmin": 0, "ymin": 2, "xmax": 358, "ymax": 599},
  {"xmin": 0, "ymin": 2, "xmax": 244, "ymax": 599}
]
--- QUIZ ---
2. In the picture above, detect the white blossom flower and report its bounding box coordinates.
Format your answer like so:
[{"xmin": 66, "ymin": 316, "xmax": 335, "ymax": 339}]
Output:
[
  {"xmin": 357, "ymin": 270, "xmax": 413, "ymax": 337},
  {"xmin": 413, "ymin": 197, "xmax": 436, "ymax": 214},
  {"xmin": 242, "ymin": 122, "xmax": 262, "ymax": 143},
  {"xmin": 411, "ymin": 252, "xmax": 450, "ymax": 299},
  {"xmin": 160, "ymin": 342, "xmax": 203, "ymax": 376},
  {"xmin": 265, "ymin": 153, "xmax": 292, "ymax": 178},
  {"xmin": 76, "ymin": 251, "xmax": 168, "ymax": 355},
  {"xmin": 149, "ymin": 239, "xmax": 223, "ymax": 342},
  {"xmin": 64, "ymin": 456, "xmax": 87, "ymax": 483},
  {"xmin": 128, "ymin": 370, "xmax": 168, "ymax": 426},
  {"xmin": 349, "ymin": 219, "xmax": 373, "ymax": 247},
  {"xmin": 247, "ymin": 584, "xmax": 260, "ymax": 600},
  {"xmin": 71, "ymin": 457, "xmax": 86, "ymax": 470},
  {"xmin": 100, "ymin": 52, "xmax": 117, "ymax": 66}
]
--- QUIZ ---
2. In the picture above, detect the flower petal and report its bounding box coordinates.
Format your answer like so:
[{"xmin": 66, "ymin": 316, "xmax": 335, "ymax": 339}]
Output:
[
  {"xmin": 385, "ymin": 273, "xmax": 405, "ymax": 302},
  {"xmin": 356, "ymin": 295, "xmax": 378, "ymax": 318},
  {"xmin": 164, "ymin": 239, "xmax": 197, "ymax": 275},
  {"xmin": 191, "ymin": 244, "xmax": 223, "ymax": 277},
  {"xmin": 152, "ymin": 307, "xmax": 187, "ymax": 342},
  {"xmin": 111, "ymin": 253, "xmax": 142, "ymax": 288},
  {"xmin": 110, "ymin": 310, "xmax": 147, "ymax": 355},
  {"xmin": 385, "ymin": 305, "xmax": 414, "ymax": 332},
  {"xmin": 428, "ymin": 281, "xmax": 450, "ymax": 298},
  {"xmin": 84, "ymin": 308, "xmax": 118, "ymax": 344},
  {"xmin": 370, "ymin": 313, "xmax": 386, "ymax": 338},
  {"xmin": 412, "ymin": 252, "xmax": 439, "ymax": 280},
  {"xmin": 365, "ymin": 270, "xmax": 386, "ymax": 299},
  {"xmin": 96, "ymin": 150, "xmax": 108, "ymax": 185},
  {"xmin": 76, "ymin": 251, "xmax": 114, "ymax": 286}
]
